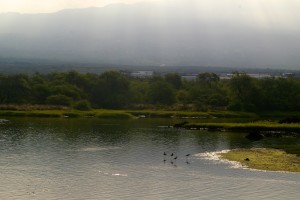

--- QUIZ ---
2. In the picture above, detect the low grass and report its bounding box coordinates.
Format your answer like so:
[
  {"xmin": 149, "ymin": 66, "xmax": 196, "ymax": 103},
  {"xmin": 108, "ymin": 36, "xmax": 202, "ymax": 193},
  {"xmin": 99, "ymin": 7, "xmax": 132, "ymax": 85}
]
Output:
[
  {"xmin": 127, "ymin": 110, "xmax": 210, "ymax": 118},
  {"xmin": 0, "ymin": 109, "xmax": 134, "ymax": 119},
  {"xmin": 0, "ymin": 106, "xmax": 299, "ymax": 122},
  {"xmin": 208, "ymin": 111, "xmax": 258, "ymax": 118},
  {"xmin": 127, "ymin": 110, "xmax": 258, "ymax": 119},
  {"xmin": 219, "ymin": 148, "xmax": 300, "ymax": 172},
  {"xmin": 94, "ymin": 110, "xmax": 134, "ymax": 119},
  {"xmin": 271, "ymin": 145, "xmax": 300, "ymax": 156},
  {"xmin": 184, "ymin": 122, "xmax": 300, "ymax": 132},
  {"xmin": 0, "ymin": 109, "xmax": 256, "ymax": 119}
]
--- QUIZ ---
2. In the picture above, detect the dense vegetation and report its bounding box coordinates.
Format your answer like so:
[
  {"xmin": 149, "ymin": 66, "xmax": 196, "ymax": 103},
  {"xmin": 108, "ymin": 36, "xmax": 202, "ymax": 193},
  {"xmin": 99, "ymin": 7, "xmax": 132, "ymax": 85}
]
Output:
[{"xmin": 0, "ymin": 71, "xmax": 299, "ymax": 112}]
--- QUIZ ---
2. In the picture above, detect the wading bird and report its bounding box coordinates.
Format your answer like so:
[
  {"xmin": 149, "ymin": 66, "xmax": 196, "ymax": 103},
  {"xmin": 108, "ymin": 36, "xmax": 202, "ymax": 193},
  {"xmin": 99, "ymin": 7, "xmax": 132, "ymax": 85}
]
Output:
[{"xmin": 185, "ymin": 154, "xmax": 191, "ymax": 162}]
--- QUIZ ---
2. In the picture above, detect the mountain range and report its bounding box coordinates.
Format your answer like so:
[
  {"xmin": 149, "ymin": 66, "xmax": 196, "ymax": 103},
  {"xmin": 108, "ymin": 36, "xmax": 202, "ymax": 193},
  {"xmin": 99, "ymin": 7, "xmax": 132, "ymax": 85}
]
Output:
[{"xmin": 0, "ymin": 1, "xmax": 299, "ymax": 69}]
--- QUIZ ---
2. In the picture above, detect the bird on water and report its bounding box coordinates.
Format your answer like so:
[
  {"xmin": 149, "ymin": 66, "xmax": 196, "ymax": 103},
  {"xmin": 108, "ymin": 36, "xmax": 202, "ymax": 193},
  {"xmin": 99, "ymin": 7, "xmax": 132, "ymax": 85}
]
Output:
[{"xmin": 185, "ymin": 154, "xmax": 191, "ymax": 163}]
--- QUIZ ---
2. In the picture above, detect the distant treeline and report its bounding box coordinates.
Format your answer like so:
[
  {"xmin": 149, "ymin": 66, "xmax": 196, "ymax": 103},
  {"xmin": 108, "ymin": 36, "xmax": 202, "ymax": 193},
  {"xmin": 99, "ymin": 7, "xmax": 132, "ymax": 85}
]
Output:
[{"xmin": 0, "ymin": 71, "xmax": 299, "ymax": 112}]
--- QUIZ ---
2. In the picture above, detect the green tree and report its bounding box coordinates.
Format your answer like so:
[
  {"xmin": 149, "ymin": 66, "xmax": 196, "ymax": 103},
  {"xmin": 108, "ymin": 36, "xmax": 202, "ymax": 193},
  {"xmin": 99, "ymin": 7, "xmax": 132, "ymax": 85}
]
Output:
[
  {"xmin": 73, "ymin": 100, "xmax": 91, "ymax": 110},
  {"xmin": 227, "ymin": 72, "xmax": 261, "ymax": 111},
  {"xmin": 165, "ymin": 73, "xmax": 182, "ymax": 89},
  {"xmin": 147, "ymin": 81, "xmax": 175, "ymax": 105},
  {"xmin": 97, "ymin": 71, "xmax": 130, "ymax": 109},
  {"xmin": 46, "ymin": 94, "xmax": 72, "ymax": 106},
  {"xmin": 0, "ymin": 74, "xmax": 31, "ymax": 104},
  {"xmin": 197, "ymin": 72, "xmax": 220, "ymax": 87}
]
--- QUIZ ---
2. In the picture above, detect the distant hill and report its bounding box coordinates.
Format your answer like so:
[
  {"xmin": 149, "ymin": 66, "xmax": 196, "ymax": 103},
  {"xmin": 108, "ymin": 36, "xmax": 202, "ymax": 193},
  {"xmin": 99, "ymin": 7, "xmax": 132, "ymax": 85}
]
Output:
[{"xmin": 0, "ymin": 1, "xmax": 299, "ymax": 69}]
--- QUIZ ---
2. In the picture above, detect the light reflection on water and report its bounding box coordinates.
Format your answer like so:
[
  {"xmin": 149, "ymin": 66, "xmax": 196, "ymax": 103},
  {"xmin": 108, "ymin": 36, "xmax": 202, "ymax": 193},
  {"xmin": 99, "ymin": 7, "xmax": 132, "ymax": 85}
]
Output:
[{"xmin": 0, "ymin": 118, "xmax": 299, "ymax": 200}]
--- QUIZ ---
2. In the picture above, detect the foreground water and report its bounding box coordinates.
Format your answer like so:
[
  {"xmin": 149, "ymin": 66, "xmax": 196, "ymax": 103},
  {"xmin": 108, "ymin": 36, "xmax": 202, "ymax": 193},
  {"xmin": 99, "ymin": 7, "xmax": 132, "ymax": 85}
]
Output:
[{"xmin": 0, "ymin": 118, "xmax": 299, "ymax": 200}]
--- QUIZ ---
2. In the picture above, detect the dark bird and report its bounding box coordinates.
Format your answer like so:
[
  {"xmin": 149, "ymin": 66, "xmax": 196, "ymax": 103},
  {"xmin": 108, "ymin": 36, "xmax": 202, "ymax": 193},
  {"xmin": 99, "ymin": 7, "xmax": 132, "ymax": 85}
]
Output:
[
  {"xmin": 170, "ymin": 153, "xmax": 174, "ymax": 157},
  {"xmin": 174, "ymin": 156, "xmax": 178, "ymax": 160},
  {"xmin": 244, "ymin": 158, "xmax": 250, "ymax": 161},
  {"xmin": 163, "ymin": 152, "xmax": 167, "ymax": 156},
  {"xmin": 185, "ymin": 154, "xmax": 191, "ymax": 162}
]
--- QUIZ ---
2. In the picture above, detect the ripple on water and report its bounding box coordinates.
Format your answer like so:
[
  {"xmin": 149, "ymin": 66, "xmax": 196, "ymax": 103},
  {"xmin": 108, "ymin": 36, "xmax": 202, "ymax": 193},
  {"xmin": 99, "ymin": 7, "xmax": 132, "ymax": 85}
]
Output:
[{"xmin": 67, "ymin": 146, "xmax": 121, "ymax": 152}]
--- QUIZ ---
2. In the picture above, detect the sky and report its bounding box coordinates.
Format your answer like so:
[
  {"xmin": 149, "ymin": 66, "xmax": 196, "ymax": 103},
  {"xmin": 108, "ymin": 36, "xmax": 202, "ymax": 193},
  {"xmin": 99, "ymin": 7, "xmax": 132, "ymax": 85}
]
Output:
[
  {"xmin": 1, "ymin": 0, "xmax": 299, "ymax": 16},
  {"xmin": 0, "ymin": 0, "xmax": 157, "ymax": 13}
]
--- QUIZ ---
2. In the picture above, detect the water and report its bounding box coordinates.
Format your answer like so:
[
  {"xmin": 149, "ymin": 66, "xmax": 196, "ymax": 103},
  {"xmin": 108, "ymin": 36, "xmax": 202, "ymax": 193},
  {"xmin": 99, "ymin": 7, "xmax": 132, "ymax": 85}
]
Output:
[{"xmin": 0, "ymin": 118, "xmax": 299, "ymax": 200}]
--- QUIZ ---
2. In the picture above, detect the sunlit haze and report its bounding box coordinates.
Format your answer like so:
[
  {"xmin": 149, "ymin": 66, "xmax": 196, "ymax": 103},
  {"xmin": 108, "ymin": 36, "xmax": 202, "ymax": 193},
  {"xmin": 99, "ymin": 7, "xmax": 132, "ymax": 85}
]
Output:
[
  {"xmin": 0, "ymin": 0, "xmax": 157, "ymax": 13},
  {"xmin": 0, "ymin": 0, "xmax": 299, "ymax": 69}
]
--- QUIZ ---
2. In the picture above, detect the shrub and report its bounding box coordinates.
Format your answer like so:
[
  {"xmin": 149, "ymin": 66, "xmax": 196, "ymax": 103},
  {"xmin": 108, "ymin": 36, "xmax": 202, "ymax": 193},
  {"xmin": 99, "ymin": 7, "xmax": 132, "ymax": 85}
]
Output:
[
  {"xmin": 46, "ymin": 95, "xmax": 72, "ymax": 106},
  {"xmin": 73, "ymin": 100, "xmax": 91, "ymax": 111}
]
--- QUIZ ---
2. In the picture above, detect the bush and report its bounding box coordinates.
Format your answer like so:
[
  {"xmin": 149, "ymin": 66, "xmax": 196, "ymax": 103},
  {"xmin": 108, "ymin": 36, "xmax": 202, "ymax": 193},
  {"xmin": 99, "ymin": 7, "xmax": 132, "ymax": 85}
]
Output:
[
  {"xmin": 227, "ymin": 101, "xmax": 242, "ymax": 111},
  {"xmin": 46, "ymin": 95, "xmax": 72, "ymax": 106},
  {"xmin": 73, "ymin": 100, "xmax": 91, "ymax": 111}
]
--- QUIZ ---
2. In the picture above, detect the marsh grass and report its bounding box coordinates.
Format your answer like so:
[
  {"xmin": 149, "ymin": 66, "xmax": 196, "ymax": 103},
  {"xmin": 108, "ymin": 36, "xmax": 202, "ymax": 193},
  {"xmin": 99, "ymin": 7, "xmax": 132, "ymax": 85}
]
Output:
[
  {"xmin": 127, "ymin": 110, "xmax": 210, "ymax": 118},
  {"xmin": 0, "ymin": 106, "xmax": 299, "ymax": 122},
  {"xmin": 0, "ymin": 104, "xmax": 68, "ymax": 111},
  {"xmin": 184, "ymin": 122, "xmax": 300, "ymax": 132},
  {"xmin": 0, "ymin": 109, "xmax": 134, "ymax": 119},
  {"xmin": 127, "ymin": 110, "xmax": 257, "ymax": 119},
  {"xmin": 95, "ymin": 110, "xmax": 134, "ymax": 119},
  {"xmin": 219, "ymin": 148, "xmax": 300, "ymax": 172}
]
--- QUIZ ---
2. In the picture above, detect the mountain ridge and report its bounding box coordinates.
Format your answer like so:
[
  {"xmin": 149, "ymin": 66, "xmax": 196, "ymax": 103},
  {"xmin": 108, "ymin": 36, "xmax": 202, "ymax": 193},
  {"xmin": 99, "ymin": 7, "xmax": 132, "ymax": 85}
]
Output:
[{"xmin": 0, "ymin": 1, "xmax": 299, "ymax": 69}]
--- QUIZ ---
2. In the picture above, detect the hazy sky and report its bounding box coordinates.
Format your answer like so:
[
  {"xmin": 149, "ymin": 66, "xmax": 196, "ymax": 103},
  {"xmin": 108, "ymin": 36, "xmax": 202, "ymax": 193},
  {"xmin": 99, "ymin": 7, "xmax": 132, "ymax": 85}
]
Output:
[
  {"xmin": 0, "ymin": 0, "xmax": 299, "ymax": 16},
  {"xmin": 0, "ymin": 0, "xmax": 156, "ymax": 13},
  {"xmin": 0, "ymin": 0, "xmax": 299, "ymax": 68}
]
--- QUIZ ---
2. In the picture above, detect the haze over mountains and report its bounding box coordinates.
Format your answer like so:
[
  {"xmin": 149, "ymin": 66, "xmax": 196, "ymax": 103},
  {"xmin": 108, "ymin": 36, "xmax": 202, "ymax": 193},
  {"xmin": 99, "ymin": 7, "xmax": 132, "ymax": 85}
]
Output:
[{"xmin": 0, "ymin": 0, "xmax": 299, "ymax": 69}]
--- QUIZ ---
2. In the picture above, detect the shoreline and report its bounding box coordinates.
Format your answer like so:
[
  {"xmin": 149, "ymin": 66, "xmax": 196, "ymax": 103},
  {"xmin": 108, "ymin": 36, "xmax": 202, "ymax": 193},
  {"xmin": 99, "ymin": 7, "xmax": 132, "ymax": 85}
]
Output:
[{"xmin": 0, "ymin": 109, "xmax": 299, "ymax": 133}]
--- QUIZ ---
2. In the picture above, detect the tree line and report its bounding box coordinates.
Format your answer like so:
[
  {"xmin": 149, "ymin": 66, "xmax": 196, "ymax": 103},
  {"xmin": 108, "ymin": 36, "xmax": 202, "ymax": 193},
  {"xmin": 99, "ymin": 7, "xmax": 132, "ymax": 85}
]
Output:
[{"xmin": 0, "ymin": 71, "xmax": 299, "ymax": 112}]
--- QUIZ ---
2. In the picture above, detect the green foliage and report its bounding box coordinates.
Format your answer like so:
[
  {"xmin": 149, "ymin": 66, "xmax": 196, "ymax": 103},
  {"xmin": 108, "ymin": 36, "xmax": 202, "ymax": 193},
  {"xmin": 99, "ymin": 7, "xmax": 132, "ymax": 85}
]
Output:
[
  {"xmin": 197, "ymin": 72, "xmax": 220, "ymax": 87},
  {"xmin": 0, "ymin": 71, "xmax": 299, "ymax": 112},
  {"xmin": 0, "ymin": 74, "xmax": 31, "ymax": 104},
  {"xmin": 227, "ymin": 73, "xmax": 260, "ymax": 111},
  {"xmin": 147, "ymin": 80, "xmax": 176, "ymax": 105},
  {"xmin": 165, "ymin": 73, "xmax": 182, "ymax": 89},
  {"xmin": 46, "ymin": 95, "xmax": 72, "ymax": 106},
  {"xmin": 96, "ymin": 71, "xmax": 130, "ymax": 109},
  {"xmin": 73, "ymin": 100, "xmax": 91, "ymax": 111}
]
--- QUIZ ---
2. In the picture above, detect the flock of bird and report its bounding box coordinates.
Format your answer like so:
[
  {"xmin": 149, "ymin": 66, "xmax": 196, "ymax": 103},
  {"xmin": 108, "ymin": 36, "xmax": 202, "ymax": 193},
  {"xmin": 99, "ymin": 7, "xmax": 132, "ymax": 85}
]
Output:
[{"xmin": 163, "ymin": 152, "xmax": 191, "ymax": 165}]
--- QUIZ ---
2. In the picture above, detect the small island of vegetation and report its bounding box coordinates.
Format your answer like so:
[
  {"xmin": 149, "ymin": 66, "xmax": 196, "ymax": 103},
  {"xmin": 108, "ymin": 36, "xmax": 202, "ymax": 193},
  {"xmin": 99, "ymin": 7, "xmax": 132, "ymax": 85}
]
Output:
[{"xmin": 219, "ymin": 148, "xmax": 300, "ymax": 172}]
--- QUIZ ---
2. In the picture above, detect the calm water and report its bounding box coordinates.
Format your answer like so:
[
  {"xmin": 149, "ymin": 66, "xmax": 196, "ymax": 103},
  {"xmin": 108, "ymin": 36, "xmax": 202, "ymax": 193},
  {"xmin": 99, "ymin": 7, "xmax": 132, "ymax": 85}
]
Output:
[{"xmin": 0, "ymin": 118, "xmax": 299, "ymax": 200}]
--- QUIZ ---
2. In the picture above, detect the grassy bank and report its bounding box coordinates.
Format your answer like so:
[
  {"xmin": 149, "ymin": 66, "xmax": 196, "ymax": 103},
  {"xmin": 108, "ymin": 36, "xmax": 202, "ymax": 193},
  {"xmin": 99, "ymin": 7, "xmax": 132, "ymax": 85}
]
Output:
[
  {"xmin": 219, "ymin": 148, "xmax": 300, "ymax": 172},
  {"xmin": 0, "ymin": 110, "xmax": 134, "ymax": 119},
  {"xmin": 127, "ymin": 110, "xmax": 257, "ymax": 118},
  {"xmin": 183, "ymin": 122, "xmax": 300, "ymax": 132},
  {"xmin": 0, "ymin": 109, "xmax": 259, "ymax": 119},
  {"xmin": 0, "ymin": 108, "xmax": 299, "ymax": 123}
]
